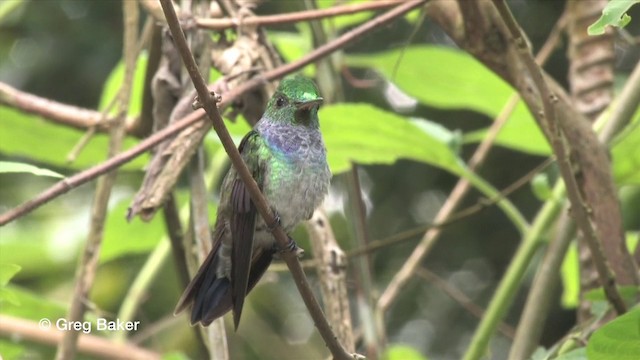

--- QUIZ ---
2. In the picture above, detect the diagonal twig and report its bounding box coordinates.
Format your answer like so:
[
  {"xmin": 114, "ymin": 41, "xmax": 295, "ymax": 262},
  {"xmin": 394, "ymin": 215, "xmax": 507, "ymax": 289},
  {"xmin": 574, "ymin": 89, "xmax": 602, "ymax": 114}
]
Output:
[{"xmin": 158, "ymin": 0, "xmax": 407, "ymax": 357}]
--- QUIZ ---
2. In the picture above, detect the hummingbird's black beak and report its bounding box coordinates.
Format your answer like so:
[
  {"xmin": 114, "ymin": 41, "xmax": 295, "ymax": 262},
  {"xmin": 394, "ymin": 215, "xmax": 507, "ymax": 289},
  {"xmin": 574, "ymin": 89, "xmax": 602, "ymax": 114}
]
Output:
[{"xmin": 295, "ymin": 97, "xmax": 323, "ymax": 110}]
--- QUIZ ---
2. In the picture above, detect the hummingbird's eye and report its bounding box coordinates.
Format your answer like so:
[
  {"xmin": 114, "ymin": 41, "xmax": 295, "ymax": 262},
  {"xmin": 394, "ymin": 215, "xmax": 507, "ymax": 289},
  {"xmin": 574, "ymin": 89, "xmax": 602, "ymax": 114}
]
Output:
[{"xmin": 275, "ymin": 97, "xmax": 286, "ymax": 108}]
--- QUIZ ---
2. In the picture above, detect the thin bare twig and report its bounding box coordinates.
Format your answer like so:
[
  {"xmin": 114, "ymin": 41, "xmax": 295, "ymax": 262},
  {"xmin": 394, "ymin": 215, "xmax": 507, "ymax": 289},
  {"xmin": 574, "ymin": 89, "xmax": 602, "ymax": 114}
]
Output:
[
  {"xmin": 54, "ymin": 2, "xmax": 139, "ymax": 359},
  {"xmin": 415, "ymin": 268, "xmax": 516, "ymax": 339},
  {"xmin": 0, "ymin": 315, "xmax": 160, "ymax": 360},
  {"xmin": 348, "ymin": 158, "xmax": 553, "ymax": 259},
  {"xmin": 196, "ymin": 0, "xmax": 404, "ymax": 30}
]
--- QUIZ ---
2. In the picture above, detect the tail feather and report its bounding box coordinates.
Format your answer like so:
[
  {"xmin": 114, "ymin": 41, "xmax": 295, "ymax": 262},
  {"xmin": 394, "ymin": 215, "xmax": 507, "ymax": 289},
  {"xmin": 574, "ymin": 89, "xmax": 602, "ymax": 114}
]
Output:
[
  {"xmin": 174, "ymin": 244, "xmax": 277, "ymax": 328},
  {"xmin": 174, "ymin": 248, "xmax": 232, "ymax": 325}
]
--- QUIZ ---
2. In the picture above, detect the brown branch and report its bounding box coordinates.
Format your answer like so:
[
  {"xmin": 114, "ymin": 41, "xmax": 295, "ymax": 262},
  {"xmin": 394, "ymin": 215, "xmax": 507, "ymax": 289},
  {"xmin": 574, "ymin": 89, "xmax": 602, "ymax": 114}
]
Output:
[
  {"xmin": 0, "ymin": 315, "xmax": 160, "ymax": 360},
  {"xmin": 158, "ymin": 0, "xmax": 391, "ymax": 358},
  {"xmin": 54, "ymin": 2, "xmax": 139, "ymax": 359},
  {"xmin": 196, "ymin": 0, "xmax": 404, "ymax": 30},
  {"xmin": 491, "ymin": 0, "xmax": 628, "ymax": 315},
  {"xmin": 0, "ymin": 82, "xmax": 135, "ymax": 133}
]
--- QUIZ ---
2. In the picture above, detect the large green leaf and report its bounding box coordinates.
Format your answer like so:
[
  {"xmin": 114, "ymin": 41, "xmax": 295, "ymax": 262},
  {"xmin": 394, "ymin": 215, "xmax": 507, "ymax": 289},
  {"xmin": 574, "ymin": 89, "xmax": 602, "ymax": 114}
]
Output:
[
  {"xmin": 587, "ymin": 308, "xmax": 640, "ymax": 360},
  {"xmin": 0, "ymin": 106, "xmax": 147, "ymax": 170},
  {"xmin": 320, "ymin": 103, "xmax": 463, "ymax": 174},
  {"xmin": 101, "ymin": 191, "xmax": 217, "ymax": 262},
  {"xmin": 347, "ymin": 46, "xmax": 519, "ymax": 117},
  {"xmin": 612, "ymin": 122, "xmax": 640, "ymax": 185},
  {"xmin": 320, "ymin": 103, "xmax": 528, "ymax": 233},
  {"xmin": 346, "ymin": 46, "xmax": 548, "ymax": 155},
  {"xmin": 0, "ymin": 263, "xmax": 21, "ymax": 306},
  {"xmin": 0, "ymin": 263, "xmax": 21, "ymax": 287},
  {"xmin": 0, "ymin": 286, "xmax": 67, "ymax": 321},
  {"xmin": 464, "ymin": 107, "xmax": 550, "ymax": 155},
  {"xmin": 100, "ymin": 198, "xmax": 166, "ymax": 263}
]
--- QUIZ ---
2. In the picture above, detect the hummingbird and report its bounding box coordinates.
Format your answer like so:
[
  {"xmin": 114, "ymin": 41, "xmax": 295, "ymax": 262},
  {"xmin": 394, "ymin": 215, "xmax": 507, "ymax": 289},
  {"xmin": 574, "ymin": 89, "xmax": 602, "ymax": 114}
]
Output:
[{"xmin": 174, "ymin": 75, "xmax": 331, "ymax": 329}]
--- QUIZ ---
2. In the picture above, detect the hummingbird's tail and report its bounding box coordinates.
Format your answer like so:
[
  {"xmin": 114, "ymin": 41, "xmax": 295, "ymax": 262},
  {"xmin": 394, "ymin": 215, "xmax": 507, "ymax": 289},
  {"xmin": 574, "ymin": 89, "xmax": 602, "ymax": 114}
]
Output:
[
  {"xmin": 174, "ymin": 247, "xmax": 233, "ymax": 326},
  {"xmin": 174, "ymin": 243, "xmax": 275, "ymax": 327}
]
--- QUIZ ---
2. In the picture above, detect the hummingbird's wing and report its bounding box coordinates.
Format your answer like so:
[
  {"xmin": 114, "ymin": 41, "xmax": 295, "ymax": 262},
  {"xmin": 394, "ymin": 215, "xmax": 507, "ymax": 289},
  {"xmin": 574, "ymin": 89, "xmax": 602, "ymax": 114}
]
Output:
[{"xmin": 230, "ymin": 130, "xmax": 263, "ymax": 329}]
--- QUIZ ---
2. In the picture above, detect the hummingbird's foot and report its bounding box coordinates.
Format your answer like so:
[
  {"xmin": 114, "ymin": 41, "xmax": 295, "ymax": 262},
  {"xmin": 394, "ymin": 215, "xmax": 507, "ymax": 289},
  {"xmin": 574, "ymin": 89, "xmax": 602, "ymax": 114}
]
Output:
[
  {"xmin": 191, "ymin": 91, "xmax": 221, "ymax": 110},
  {"xmin": 267, "ymin": 211, "xmax": 281, "ymax": 232},
  {"xmin": 272, "ymin": 237, "xmax": 304, "ymax": 259}
]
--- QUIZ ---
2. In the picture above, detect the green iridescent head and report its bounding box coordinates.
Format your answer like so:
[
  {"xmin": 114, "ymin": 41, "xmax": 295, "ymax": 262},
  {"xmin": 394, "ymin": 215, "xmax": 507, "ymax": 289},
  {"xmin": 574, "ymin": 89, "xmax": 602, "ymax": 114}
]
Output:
[{"xmin": 263, "ymin": 75, "xmax": 323, "ymax": 128}]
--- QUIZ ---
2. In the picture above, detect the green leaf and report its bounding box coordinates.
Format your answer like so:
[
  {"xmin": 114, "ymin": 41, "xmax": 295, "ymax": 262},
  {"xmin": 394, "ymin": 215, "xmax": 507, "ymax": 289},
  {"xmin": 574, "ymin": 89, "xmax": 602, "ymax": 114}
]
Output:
[
  {"xmin": 612, "ymin": 121, "xmax": 640, "ymax": 185},
  {"xmin": 0, "ymin": 286, "xmax": 67, "ymax": 322},
  {"xmin": 0, "ymin": 264, "xmax": 22, "ymax": 305},
  {"xmin": 98, "ymin": 52, "xmax": 148, "ymax": 117},
  {"xmin": 0, "ymin": 106, "xmax": 147, "ymax": 170},
  {"xmin": 584, "ymin": 286, "xmax": 640, "ymax": 303},
  {"xmin": 347, "ymin": 46, "xmax": 519, "ymax": 116},
  {"xmin": 100, "ymin": 199, "xmax": 166, "ymax": 263},
  {"xmin": 382, "ymin": 344, "xmax": 428, "ymax": 360},
  {"xmin": 587, "ymin": 308, "xmax": 640, "ymax": 360},
  {"xmin": 588, "ymin": 0, "xmax": 639, "ymax": 35},
  {"xmin": 0, "ymin": 161, "xmax": 64, "ymax": 178},
  {"xmin": 321, "ymin": 103, "xmax": 528, "ymax": 234},
  {"xmin": 320, "ymin": 103, "xmax": 464, "ymax": 175},
  {"xmin": 346, "ymin": 46, "xmax": 548, "ymax": 155},
  {"xmin": 0, "ymin": 263, "xmax": 21, "ymax": 287},
  {"xmin": 464, "ymin": 110, "xmax": 550, "ymax": 155}
]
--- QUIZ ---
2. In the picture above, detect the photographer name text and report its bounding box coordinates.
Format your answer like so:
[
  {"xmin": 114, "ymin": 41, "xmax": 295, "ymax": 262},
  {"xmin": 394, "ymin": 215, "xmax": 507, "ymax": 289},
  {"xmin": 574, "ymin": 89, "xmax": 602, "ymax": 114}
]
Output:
[{"xmin": 39, "ymin": 318, "xmax": 140, "ymax": 334}]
